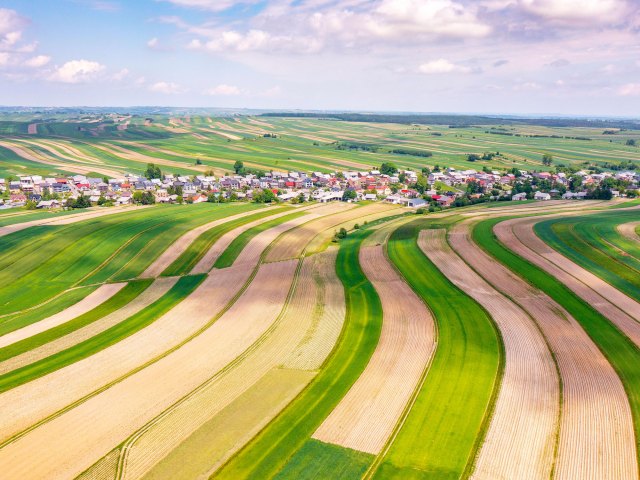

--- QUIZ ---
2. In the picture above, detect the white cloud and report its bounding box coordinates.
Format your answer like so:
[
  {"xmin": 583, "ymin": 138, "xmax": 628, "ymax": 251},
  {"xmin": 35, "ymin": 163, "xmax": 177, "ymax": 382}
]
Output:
[
  {"xmin": 112, "ymin": 68, "xmax": 129, "ymax": 80},
  {"xmin": 149, "ymin": 81, "xmax": 184, "ymax": 94},
  {"xmin": 0, "ymin": 8, "xmax": 27, "ymax": 50},
  {"xmin": 618, "ymin": 83, "xmax": 640, "ymax": 96},
  {"xmin": 49, "ymin": 59, "xmax": 105, "ymax": 83},
  {"xmin": 23, "ymin": 55, "xmax": 50, "ymax": 67},
  {"xmin": 181, "ymin": 0, "xmax": 490, "ymax": 55},
  {"xmin": 204, "ymin": 83, "xmax": 241, "ymax": 95},
  {"xmin": 419, "ymin": 58, "xmax": 471, "ymax": 74},
  {"xmin": 374, "ymin": 0, "xmax": 491, "ymax": 38},
  {"xmin": 518, "ymin": 0, "xmax": 629, "ymax": 24},
  {"xmin": 147, "ymin": 37, "xmax": 159, "ymax": 48},
  {"xmin": 0, "ymin": 52, "xmax": 9, "ymax": 66}
]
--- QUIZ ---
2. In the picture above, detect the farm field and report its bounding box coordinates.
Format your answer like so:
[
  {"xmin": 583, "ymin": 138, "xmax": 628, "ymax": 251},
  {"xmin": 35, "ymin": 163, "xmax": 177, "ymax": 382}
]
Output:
[
  {"xmin": 2, "ymin": 114, "xmax": 640, "ymax": 179},
  {"xmin": 0, "ymin": 118, "xmax": 639, "ymax": 479}
]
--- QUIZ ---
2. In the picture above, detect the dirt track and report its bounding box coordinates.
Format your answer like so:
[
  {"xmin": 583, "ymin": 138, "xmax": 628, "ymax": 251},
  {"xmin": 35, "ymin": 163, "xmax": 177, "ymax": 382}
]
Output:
[{"xmin": 0, "ymin": 206, "xmax": 147, "ymax": 238}]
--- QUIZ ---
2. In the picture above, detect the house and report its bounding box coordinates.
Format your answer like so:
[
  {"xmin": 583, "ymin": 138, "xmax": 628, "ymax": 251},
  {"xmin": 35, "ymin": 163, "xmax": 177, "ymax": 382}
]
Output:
[
  {"xmin": 317, "ymin": 190, "xmax": 344, "ymax": 202},
  {"xmin": 9, "ymin": 194, "xmax": 27, "ymax": 205},
  {"xmin": 534, "ymin": 192, "xmax": 551, "ymax": 201},
  {"xmin": 512, "ymin": 192, "xmax": 528, "ymax": 201},
  {"xmin": 36, "ymin": 199, "xmax": 61, "ymax": 209},
  {"xmin": 400, "ymin": 197, "xmax": 427, "ymax": 208}
]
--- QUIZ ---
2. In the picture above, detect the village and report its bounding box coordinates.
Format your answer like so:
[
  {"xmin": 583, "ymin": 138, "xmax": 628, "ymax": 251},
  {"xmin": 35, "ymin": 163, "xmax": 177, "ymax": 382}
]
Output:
[{"xmin": 1, "ymin": 162, "xmax": 638, "ymax": 211}]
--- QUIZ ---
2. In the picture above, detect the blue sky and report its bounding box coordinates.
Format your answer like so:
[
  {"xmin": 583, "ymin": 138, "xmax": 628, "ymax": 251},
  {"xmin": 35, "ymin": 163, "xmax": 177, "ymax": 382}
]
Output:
[{"xmin": 0, "ymin": 0, "xmax": 639, "ymax": 115}]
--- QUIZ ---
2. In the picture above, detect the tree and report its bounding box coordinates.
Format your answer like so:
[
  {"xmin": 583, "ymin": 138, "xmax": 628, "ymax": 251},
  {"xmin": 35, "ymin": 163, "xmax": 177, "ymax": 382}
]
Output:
[
  {"xmin": 253, "ymin": 189, "xmax": 277, "ymax": 203},
  {"xmin": 144, "ymin": 163, "xmax": 162, "ymax": 180},
  {"xmin": 569, "ymin": 174, "xmax": 583, "ymax": 192},
  {"xmin": 342, "ymin": 189, "xmax": 357, "ymax": 201},
  {"xmin": 379, "ymin": 162, "xmax": 398, "ymax": 176},
  {"xmin": 467, "ymin": 154, "xmax": 481, "ymax": 162},
  {"xmin": 542, "ymin": 153, "xmax": 553, "ymax": 166},
  {"xmin": 335, "ymin": 227, "xmax": 348, "ymax": 239},
  {"xmin": 25, "ymin": 199, "xmax": 37, "ymax": 210},
  {"xmin": 133, "ymin": 190, "xmax": 155, "ymax": 205},
  {"xmin": 626, "ymin": 139, "xmax": 636, "ymax": 146},
  {"xmin": 233, "ymin": 160, "xmax": 244, "ymax": 174},
  {"xmin": 414, "ymin": 174, "xmax": 429, "ymax": 194},
  {"xmin": 69, "ymin": 194, "xmax": 91, "ymax": 209},
  {"xmin": 195, "ymin": 158, "xmax": 202, "ymax": 165}
]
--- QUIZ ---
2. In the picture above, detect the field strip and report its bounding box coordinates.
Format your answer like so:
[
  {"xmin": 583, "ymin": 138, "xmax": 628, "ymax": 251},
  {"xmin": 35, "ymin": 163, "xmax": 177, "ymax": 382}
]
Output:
[
  {"xmin": 618, "ymin": 221, "xmax": 640, "ymax": 243},
  {"xmin": 0, "ymin": 261, "xmax": 298, "ymax": 480},
  {"xmin": 189, "ymin": 203, "xmax": 322, "ymax": 274},
  {"xmin": 498, "ymin": 217, "xmax": 640, "ymax": 345},
  {"xmin": 0, "ymin": 212, "xmax": 312, "ymax": 444},
  {"xmin": 457, "ymin": 219, "xmax": 637, "ymax": 480},
  {"xmin": 110, "ymin": 251, "xmax": 343, "ymax": 479},
  {"xmin": 428, "ymin": 228, "xmax": 559, "ymax": 479},
  {"xmin": 0, "ymin": 269, "xmax": 248, "ymax": 442},
  {"xmin": 284, "ymin": 248, "xmax": 345, "ymax": 370},
  {"xmin": 0, "ymin": 140, "xmax": 123, "ymax": 177},
  {"xmin": 87, "ymin": 143, "xmax": 210, "ymax": 174},
  {"xmin": 35, "ymin": 139, "xmax": 106, "ymax": 163},
  {"xmin": 14, "ymin": 138, "xmax": 102, "ymax": 166},
  {"xmin": 0, "ymin": 278, "xmax": 177, "ymax": 376},
  {"xmin": 0, "ymin": 205, "xmax": 145, "ymax": 238},
  {"xmin": 192, "ymin": 203, "xmax": 340, "ymax": 274},
  {"xmin": 211, "ymin": 228, "xmax": 384, "ymax": 479},
  {"xmin": 313, "ymin": 243, "xmax": 435, "ymax": 454},
  {"xmin": 305, "ymin": 205, "xmax": 403, "ymax": 254},
  {"xmin": 0, "ymin": 283, "xmax": 126, "ymax": 350},
  {"xmin": 266, "ymin": 203, "xmax": 396, "ymax": 262},
  {"xmin": 139, "ymin": 369, "xmax": 314, "ymax": 480},
  {"xmin": 140, "ymin": 207, "xmax": 264, "ymax": 277}
]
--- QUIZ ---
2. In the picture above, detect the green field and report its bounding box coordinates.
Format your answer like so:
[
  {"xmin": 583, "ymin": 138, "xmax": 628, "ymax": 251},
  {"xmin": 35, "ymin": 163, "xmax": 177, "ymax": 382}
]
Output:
[
  {"xmin": 0, "ymin": 203, "xmax": 255, "ymax": 313},
  {"xmin": 372, "ymin": 220, "xmax": 502, "ymax": 479}
]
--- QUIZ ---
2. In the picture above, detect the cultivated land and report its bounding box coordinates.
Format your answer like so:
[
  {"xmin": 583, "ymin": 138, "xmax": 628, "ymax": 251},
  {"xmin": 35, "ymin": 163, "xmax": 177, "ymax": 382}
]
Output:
[{"xmin": 0, "ymin": 113, "xmax": 639, "ymax": 479}]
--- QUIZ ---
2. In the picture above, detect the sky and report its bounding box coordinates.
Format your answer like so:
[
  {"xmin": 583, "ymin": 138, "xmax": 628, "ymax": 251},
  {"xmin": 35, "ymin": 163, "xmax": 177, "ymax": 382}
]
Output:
[{"xmin": 0, "ymin": 0, "xmax": 639, "ymax": 116}]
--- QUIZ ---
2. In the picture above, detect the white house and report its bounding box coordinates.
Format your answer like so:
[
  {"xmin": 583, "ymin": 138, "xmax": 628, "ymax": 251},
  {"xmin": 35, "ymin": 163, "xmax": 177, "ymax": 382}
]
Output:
[
  {"xmin": 512, "ymin": 192, "xmax": 527, "ymax": 201},
  {"xmin": 534, "ymin": 192, "xmax": 551, "ymax": 201}
]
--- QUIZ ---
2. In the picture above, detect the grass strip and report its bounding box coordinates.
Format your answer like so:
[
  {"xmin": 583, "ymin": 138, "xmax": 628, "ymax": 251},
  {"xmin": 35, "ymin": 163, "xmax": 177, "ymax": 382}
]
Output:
[
  {"xmin": 274, "ymin": 440, "xmax": 372, "ymax": 480},
  {"xmin": 371, "ymin": 220, "xmax": 501, "ymax": 479},
  {"xmin": 0, "ymin": 274, "xmax": 204, "ymax": 393},
  {"xmin": 474, "ymin": 217, "xmax": 640, "ymax": 465},
  {"xmin": 0, "ymin": 286, "xmax": 97, "ymax": 337},
  {"xmin": 213, "ymin": 228, "xmax": 383, "ymax": 479},
  {"xmin": 162, "ymin": 206, "xmax": 289, "ymax": 276},
  {"xmin": 0, "ymin": 280, "xmax": 151, "ymax": 363},
  {"xmin": 214, "ymin": 211, "xmax": 307, "ymax": 269}
]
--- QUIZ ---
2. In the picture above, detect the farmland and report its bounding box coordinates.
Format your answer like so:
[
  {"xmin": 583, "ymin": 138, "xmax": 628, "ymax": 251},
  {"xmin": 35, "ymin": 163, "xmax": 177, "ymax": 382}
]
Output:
[
  {"xmin": 1, "ymin": 114, "xmax": 640, "ymax": 181},
  {"xmin": 0, "ymin": 113, "xmax": 639, "ymax": 480}
]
